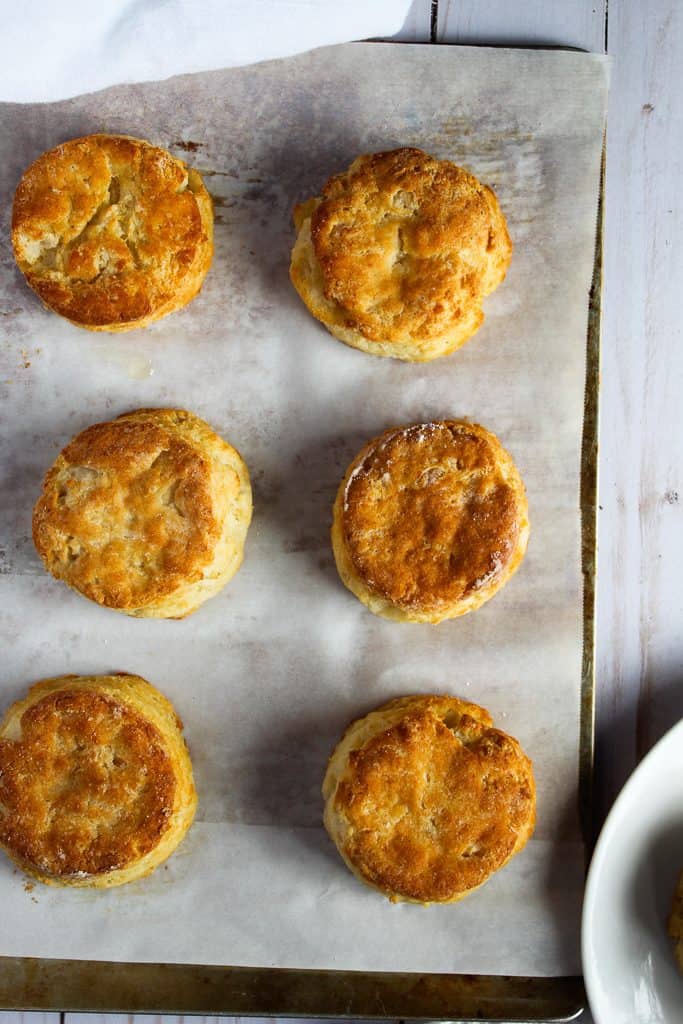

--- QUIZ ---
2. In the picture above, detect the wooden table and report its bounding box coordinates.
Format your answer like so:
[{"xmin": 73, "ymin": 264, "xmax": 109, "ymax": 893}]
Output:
[{"xmin": 2, "ymin": 1, "xmax": 680, "ymax": 1022}]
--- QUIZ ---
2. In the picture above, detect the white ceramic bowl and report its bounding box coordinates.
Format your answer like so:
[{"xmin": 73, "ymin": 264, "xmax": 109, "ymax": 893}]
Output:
[{"xmin": 583, "ymin": 717, "xmax": 683, "ymax": 1023}]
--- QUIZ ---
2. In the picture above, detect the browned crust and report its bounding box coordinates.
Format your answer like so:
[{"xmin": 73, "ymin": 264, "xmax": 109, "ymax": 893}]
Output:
[
  {"xmin": 290, "ymin": 147, "xmax": 511, "ymax": 360},
  {"xmin": 669, "ymin": 869, "xmax": 683, "ymax": 972},
  {"xmin": 32, "ymin": 408, "xmax": 252, "ymax": 617},
  {"xmin": 323, "ymin": 694, "xmax": 536, "ymax": 904},
  {"xmin": 0, "ymin": 674, "xmax": 196, "ymax": 885},
  {"xmin": 331, "ymin": 420, "xmax": 529, "ymax": 622},
  {"xmin": 12, "ymin": 134, "xmax": 213, "ymax": 331}
]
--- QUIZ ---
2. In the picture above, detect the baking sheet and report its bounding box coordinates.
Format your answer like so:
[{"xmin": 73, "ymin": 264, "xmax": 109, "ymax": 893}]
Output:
[{"xmin": 0, "ymin": 43, "xmax": 608, "ymax": 977}]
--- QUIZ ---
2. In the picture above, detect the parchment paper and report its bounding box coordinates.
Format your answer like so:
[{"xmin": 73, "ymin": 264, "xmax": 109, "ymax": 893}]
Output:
[{"xmin": 0, "ymin": 44, "xmax": 608, "ymax": 976}]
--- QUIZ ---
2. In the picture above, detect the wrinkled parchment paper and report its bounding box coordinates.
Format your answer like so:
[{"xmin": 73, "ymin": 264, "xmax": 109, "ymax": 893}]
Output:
[{"xmin": 0, "ymin": 44, "xmax": 608, "ymax": 976}]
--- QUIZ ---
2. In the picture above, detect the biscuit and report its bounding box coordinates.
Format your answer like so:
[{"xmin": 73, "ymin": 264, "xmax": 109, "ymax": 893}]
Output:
[
  {"xmin": 290, "ymin": 147, "xmax": 511, "ymax": 361},
  {"xmin": 331, "ymin": 420, "xmax": 529, "ymax": 623},
  {"xmin": 323, "ymin": 694, "xmax": 535, "ymax": 904},
  {"xmin": 33, "ymin": 408, "xmax": 252, "ymax": 618},
  {"xmin": 12, "ymin": 134, "xmax": 213, "ymax": 331},
  {"xmin": 669, "ymin": 870, "xmax": 683, "ymax": 972},
  {"xmin": 0, "ymin": 673, "xmax": 197, "ymax": 888}
]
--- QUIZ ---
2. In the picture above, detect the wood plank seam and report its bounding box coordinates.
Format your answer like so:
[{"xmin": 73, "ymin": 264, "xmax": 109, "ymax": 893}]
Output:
[{"xmin": 430, "ymin": 0, "xmax": 438, "ymax": 42}]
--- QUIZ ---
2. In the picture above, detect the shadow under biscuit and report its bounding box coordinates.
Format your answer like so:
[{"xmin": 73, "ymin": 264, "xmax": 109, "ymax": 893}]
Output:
[
  {"xmin": 232, "ymin": 710, "xmax": 335, "ymax": 832},
  {"xmin": 214, "ymin": 676, "xmax": 404, "ymax": 836},
  {"xmin": 201, "ymin": 131, "xmax": 367, "ymax": 321},
  {"xmin": 0, "ymin": 426, "xmax": 81, "ymax": 577},
  {"xmin": 253, "ymin": 428, "xmax": 372, "ymax": 593}
]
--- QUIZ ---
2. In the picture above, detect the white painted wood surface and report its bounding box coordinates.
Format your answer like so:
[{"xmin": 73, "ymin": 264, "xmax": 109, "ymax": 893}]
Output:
[
  {"xmin": 595, "ymin": 0, "xmax": 683, "ymax": 817},
  {"xmin": 5, "ymin": 2, "xmax": 683, "ymax": 1023},
  {"xmin": 438, "ymin": 0, "xmax": 607, "ymax": 53},
  {"xmin": 390, "ymin": 0, "xmax": 433, "ymax": 42}
]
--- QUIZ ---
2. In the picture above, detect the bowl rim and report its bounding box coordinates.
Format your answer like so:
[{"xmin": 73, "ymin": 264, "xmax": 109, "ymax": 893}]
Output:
[{"xmin": 582, "ymin": 715, "xmax": 683, "ymax": 1019}]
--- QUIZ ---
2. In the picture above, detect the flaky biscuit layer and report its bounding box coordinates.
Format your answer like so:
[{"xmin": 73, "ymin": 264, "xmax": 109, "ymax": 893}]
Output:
[
  {"xmin": 33, "ymin": 408, "xmax": 252, "ymax": 618},
  {"xmin": 323, "ymin": 694, "xmax": 536, "ymax": 904},
  {"xmin": 0, "ymin": 674, "xmax": 196, "ymax": 887},
  {"xmin": 290, "ymin": 148, "xmax": 511, "ymax": 361},
  {"xmin": 331, "ymin": 420, "xmax": 529, "ymax": 623},
  {"xmin": 12, "ymin": 134, "xmax": 213, "ymax": 331}
]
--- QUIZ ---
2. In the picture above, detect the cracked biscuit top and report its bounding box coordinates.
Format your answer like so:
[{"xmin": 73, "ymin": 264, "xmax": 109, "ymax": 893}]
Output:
[
  {"xmin": 290, "ymin": 147, "xmax": 512, "ymax": 361},
  {"xmin": 0, "ymin": 674, "xmax": 197, "ymax": 887},
  {"xmin": 32, "ymin": 408, "xmax": 252, "ymax": 618},
  {"xmin": 331, "ymin": 420, "xmax": 529, "ymax": 623},
  {"xmin": 323, "ymin": 694, "xmax": 536, "ymax": 903},
  {"xmin": 12, "ymin": 134, "xmax": 213, "ymax": 331}
]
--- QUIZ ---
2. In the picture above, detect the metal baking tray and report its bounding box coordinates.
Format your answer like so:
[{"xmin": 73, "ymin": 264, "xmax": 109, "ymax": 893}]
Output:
[{"xmin": 0, "ymin": 44, "xmax": 604, "ymax": 1024}]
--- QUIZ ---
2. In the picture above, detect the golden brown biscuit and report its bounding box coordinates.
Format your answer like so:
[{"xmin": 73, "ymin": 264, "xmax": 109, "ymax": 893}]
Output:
[
  {"xmin": 0, "ymin": 673, "xmax": 197, "ymax": 888},
  {"xmin": 33, "ymin": 408, "xmax": 252, "ymax": 618},
  {"xmin": 669, "ymin": 870, "xmax": 683, "ymax": 971},
  {"xmin": 323, "ymin": 694, "xmax": 535, "ymax": 904},
  {"xmin": 290, "ymin": 147, "xmax": 511, "ymax": 361},
  {"xmin": 12, "ymin": 134, "xmax": 213, "ymax": 331},
  {"xmin": 331, "ymin": 420, "xmax": 529, "ymax": 623}
]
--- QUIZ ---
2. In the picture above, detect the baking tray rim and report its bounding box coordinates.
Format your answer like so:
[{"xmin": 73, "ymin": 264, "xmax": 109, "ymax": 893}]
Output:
[{"xmin": 0, "ymin": 41, "xmax": 604, "ymax": 1022}]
